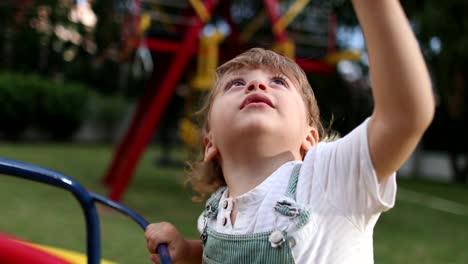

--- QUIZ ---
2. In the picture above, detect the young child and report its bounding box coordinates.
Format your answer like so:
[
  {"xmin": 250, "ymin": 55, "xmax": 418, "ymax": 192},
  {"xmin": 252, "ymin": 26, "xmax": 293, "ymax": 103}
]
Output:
[{"xmin": 145, "ymin": 0, "xmax": 435, "ymax": 263}]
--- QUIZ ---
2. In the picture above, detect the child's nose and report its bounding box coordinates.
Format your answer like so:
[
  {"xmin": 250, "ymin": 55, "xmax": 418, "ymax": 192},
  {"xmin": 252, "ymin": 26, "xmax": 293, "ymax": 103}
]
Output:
[{"xmin": 247, "ymin": 80, "xmax": 267, "ymax": 92}]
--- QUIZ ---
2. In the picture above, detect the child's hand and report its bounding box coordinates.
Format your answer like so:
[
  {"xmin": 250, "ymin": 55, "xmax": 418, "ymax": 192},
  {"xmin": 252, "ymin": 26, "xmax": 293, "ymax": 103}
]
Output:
[{"xmin": 145, "ymin": 222, "xmax": 189, "ymax": 263}]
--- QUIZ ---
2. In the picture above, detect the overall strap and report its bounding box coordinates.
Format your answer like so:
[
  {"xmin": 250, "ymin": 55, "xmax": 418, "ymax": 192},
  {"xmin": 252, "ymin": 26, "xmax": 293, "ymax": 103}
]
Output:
[
  {"xmin": 274, "ymin": 163, "xmax": 310, "ymax": 229},
  {"xmin": 284, "ymin": 163, "xmax": 302, "ymax": 200},
  {"xmin": 203, "ymin": 186, "xmax": 227, "ymax": 219},
  {"xmin": 201, "ymin": 186, "xmax": 227, "ymax": 244}
]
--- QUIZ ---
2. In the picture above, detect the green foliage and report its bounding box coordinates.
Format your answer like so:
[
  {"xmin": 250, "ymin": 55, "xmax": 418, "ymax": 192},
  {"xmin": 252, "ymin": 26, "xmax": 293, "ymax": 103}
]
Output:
[
  {"xmin": 0, "ymin": 72, "xmax": 90, "ymax": 140},
  {"xmin": 0, "ymin": 72, "xmax": 42, "ymax": 139},
  {"xmin": 336, "ymin": 1, "xmax": 468, "ymax": 104},
  {"xmin": 88, "ymin": 94, "xmax": 130, "ymax": 142},
  {"xmin": 334, "ymin": 1, "xmax": 359, "ymax": 26},
  {"xmin": 401, "ymin": 1, "xmax": 468, "ymax": 97},
  {"xmin": 0, "ymin": 2, "xmax": 129, "ymax": 96},
  {"xmin": 35, "ymin": 80, "xmax": 90, "ymax": 140}
]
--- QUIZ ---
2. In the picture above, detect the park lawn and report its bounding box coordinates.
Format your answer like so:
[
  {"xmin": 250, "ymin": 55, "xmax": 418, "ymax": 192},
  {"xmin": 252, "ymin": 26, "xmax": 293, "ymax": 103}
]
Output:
[{"xmin": 0, "ymin": 143, "xmax": 467, "ymax": 263}]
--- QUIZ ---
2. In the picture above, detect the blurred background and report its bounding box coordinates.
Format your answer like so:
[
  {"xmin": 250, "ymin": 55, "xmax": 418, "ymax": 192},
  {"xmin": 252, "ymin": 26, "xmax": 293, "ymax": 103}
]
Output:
[{"xmin": 0, "ymin": 0, "xmax": 467, "ymax": 263}]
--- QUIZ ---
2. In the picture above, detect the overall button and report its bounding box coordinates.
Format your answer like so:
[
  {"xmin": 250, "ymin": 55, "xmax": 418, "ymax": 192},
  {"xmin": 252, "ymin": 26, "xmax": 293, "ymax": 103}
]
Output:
[
  {"xmin": 268, "ymin": 230, "xmax": 285, "ymax": 248},
  {"xmin": 222, "ymin": 217, "xmax": 228, "ymax": 226},
  {"xmin": 289, "ymin": 237, "xmax": 296, "ymax": 248},
  {"xmin": 222, "ymin": 200, "xmax": 228, "ymax": 209}
]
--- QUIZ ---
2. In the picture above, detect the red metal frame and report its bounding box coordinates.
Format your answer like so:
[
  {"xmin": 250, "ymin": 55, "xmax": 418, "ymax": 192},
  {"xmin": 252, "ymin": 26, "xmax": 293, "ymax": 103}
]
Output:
[
  {"xmin": 328, "ymin": 13, "xmax": 337, "ymax": 54},
  {"xmin": 144, "ymin": 39, "xmax": 184, "ymax": 53},
  {"xmin": 106, "ymin": 0, "xmax": 218, "ymax": 201},
  {"xmin": 263, "ymin": 0, "xmax": 288, "ymax": 42},
  {"xmin": 296, "ymin": 59, "xmax": 333, "ymax": 74}
]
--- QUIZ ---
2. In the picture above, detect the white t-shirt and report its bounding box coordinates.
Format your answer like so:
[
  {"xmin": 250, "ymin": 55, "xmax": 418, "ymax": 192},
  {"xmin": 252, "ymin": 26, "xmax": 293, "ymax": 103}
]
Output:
[{"xmin": 198, "ymin": 119, "xmax": 397, "ymax": 263}]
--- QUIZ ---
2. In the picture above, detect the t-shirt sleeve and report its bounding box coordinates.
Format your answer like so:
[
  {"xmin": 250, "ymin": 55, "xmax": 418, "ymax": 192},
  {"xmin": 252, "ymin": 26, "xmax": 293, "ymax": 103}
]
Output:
[{"xmin": 303, "ymin": 118, "xmax": 397, "ymax": 231}]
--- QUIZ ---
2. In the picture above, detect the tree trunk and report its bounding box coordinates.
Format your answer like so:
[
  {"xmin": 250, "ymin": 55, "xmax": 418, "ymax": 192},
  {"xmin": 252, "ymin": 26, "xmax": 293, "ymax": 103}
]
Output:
[{"xmin": 448, "ymin": 70, "xmax": 468, "ymax": 184}]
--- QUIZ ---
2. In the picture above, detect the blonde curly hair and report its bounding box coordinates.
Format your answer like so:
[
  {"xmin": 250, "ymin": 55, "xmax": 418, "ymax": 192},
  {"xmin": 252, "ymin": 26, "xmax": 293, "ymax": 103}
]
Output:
[{"xmin": 186, "ymin": 48, "xmax": 325, "ymax": 202}]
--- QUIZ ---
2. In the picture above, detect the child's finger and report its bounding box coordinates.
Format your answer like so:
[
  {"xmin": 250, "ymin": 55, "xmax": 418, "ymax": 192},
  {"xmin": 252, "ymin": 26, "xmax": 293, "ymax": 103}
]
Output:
[
  {"xmin": 150, "ymin": 254, "xmax": 161, "ymax": 264},
  {"xmin": 145, "ymin": 222, "xmax": 181, "ymax": 261},
  {"xmin": 145, "ymin": 223, "xmax": 164, "ymax": 253}
]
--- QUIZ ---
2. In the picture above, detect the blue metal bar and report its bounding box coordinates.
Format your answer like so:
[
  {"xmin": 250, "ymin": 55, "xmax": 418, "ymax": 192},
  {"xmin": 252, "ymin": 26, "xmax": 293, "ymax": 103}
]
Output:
[
  {"xmin": 90, "ymin": 192, "xmax": 172, "ymax": 263},
  {"xmin": 90, "ymin": 192, "xmax": 149, "ymax": 229},
  {"xmin": 0, "ymin": 157, "xmax": 172, "ymax": 264},
  {"xmin": 0, "ymin": 158, "xmax": 101, "ymax": 264}
]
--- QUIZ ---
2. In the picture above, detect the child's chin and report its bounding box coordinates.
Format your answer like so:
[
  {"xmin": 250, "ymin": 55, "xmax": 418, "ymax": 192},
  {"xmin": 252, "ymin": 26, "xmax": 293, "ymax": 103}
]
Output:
[{"xmin": 237, "ymin": 119, "xmax": 278, "ymax": 134}]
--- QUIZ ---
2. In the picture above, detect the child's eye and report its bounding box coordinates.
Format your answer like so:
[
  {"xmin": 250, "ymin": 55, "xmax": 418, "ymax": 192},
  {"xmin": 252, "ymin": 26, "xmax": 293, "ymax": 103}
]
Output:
[
  {"xmin": 271, "ymin": 76, "xmax": 288, "ymax": 86},
  {"xmin": 225, "ymin": 79, "xmax": 245, "ymax": 90},
  {"xmin": 232, "ymin": 80, "xmax": 245, "ymax": 86}
]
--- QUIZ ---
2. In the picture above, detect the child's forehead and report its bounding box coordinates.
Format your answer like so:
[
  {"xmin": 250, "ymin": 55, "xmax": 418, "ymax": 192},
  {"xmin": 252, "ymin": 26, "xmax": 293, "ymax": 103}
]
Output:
[{"xmin": 223, "ymin": 67, "xmax": 290, "ymax": 78}]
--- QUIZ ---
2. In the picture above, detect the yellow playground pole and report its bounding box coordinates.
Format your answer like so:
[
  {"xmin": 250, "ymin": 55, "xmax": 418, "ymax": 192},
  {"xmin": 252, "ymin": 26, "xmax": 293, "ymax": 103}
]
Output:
[{"xmin": 273, "ymin": 0, "xmax": 311, "ymax": 35}]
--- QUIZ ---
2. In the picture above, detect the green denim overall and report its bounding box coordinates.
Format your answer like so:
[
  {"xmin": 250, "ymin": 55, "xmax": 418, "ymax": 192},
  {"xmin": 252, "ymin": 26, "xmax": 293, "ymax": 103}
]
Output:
[{"xmin": 201, "ymin": 164, "xmax": 310, "ymax": 264}]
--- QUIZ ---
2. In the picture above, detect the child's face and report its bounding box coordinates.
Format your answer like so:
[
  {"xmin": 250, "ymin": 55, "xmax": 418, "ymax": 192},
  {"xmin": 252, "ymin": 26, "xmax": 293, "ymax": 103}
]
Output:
[{"xmin": 204, "ymin": 67, "xmax": 317, "ymax": 161}]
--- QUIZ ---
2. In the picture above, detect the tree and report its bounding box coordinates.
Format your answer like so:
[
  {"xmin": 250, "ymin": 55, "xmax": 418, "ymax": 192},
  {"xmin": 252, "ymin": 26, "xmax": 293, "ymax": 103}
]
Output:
[
  {"xmin": 402, "ymin": 1, "xmax": 468, "ymax": 183},
  {"xmin": 334, "ymin": 1, "xmax": 468, "ymax": 182}
]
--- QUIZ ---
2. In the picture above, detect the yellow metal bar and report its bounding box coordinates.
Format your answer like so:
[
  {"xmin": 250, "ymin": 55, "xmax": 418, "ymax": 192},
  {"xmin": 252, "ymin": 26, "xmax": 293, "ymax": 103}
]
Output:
[
  {"xmin": 188, "ymin": 0, "xmax": 210, "ymax": 22},
  {"xmin": 191, "ymin": 30, "xmax": 225, "ymax": 90},
  {"xmin": 239, "ymin": 10, "xmax": 266, "ymax": 44},
  {"xmin": 273, "ymin": 0, "xmax": 311, "ymax": 34},
  {"xmin": 180, "ymin": 118, "xmax": 200, "ymax": 148},
  {"xmin": 272, "ymin": 38, "xmax": 295, "ymax": 59},
  {"xmin": 324, "ymin": 50, "xmax": 361, "ymax": 65},
  {"xmin": 139, "ymin": 13, "xmax": 151, "ymax": 33},
  {"xmin": 150, "ymin": 4, "xmax": 177, "ymax": 33},
  {"xmin": 20, "ymin": 241, "xmax": 116, "ymax": 264}
]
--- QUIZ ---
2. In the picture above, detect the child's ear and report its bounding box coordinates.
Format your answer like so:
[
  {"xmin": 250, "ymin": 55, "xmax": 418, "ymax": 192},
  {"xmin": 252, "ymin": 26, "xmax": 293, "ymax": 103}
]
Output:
[
  {"xmin": 203, "ymin": 133, "xmax": 218, "ymax": 162},
  {"xmin": 301, "ymin": 127, "xmax": 319, "ymax": 154}
]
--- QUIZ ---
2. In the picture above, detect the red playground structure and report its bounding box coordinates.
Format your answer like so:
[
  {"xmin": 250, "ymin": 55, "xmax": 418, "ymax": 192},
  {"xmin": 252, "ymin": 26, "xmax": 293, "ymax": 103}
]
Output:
[{"xmin": 103, "ymin": 0, "xmax": 359, "ymax": 201}]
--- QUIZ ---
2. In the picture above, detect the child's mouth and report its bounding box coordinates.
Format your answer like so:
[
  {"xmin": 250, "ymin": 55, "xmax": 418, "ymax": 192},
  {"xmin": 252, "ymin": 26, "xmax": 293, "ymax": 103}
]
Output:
[{"xmin": 240, "ymin": 94, "xmax": 274, "ymax": 109}]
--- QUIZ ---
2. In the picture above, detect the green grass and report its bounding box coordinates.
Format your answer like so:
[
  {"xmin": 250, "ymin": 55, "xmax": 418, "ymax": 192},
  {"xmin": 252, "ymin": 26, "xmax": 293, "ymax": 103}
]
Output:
[
  {"xmin": 0, "ymin": 143, "xmax": 467, "ymax": 263},
  {"xmin": 376, "ymin": 180, "xmax": 468, "ymax": 264}
]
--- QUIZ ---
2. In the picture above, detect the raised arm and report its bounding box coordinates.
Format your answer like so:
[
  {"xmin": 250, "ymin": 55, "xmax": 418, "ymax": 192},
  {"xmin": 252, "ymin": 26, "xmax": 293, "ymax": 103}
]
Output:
[{"xmin": 352, "ymin": 0, "xmax": 435, "ymax": 181}]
